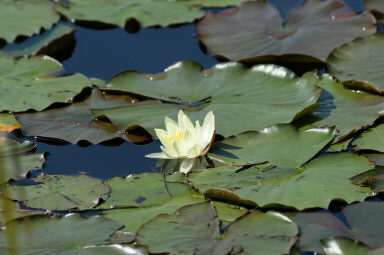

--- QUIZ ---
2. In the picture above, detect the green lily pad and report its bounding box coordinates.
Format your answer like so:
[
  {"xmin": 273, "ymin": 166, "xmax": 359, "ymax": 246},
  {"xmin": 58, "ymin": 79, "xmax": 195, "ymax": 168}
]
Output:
[
  {"xmin": 364, "ymin": 154, "xmax": 384, "ymax": 166},
  {"xmin": 0, "ymin": 55, "xmax": 91, "ymax": 112},
  {"xmin": 0, "ymin": 113, "xmax": 20, "ymax": 132},
  {"xmin": 16, "ymin": 90, "xmax": 134, "ymax": 144},
  {"xmin": 0, "ymin": 23, "xmax": 74, "ymax": 58},
  {"xmin": 292, "ymin": 202, "xmax": 384, "ymax": 253},
  {"xmin": 294, "ymin": 75, "xmax": 384, "ymax": 142},
  {"xmin": 328, "ymin": 34, "xmax": 384, "ymax": 94},
  {"xmin": 350, "ymin": 167, "xmax": 384, "ymax": 193},
  {"xmin": 209, "ymin": 124, "xmax": 334, "ymax": 167},
  {"xmin": 95, "ymin": 61, "xmax": 320, "ymax": 137},
  {"xmin": 54, "ymin": 0, "xmax": 204, "ymax": 28},
  {"xmin": 0, "ymin": 138, "xmax": 45, "ymax": 182},
  {"xmin": 188, "ymin": 153, "xmax": 374, "ymax": 210},
  {"xmin": 321, "ymin": 237, "xmax": 384, "ymax": 255},
  {"xmin": 196, "ymin": 0, "xmax": 376, "ymax": 62},
  {"xmin": 136, "ymin": 202, "xmax": 297, "ymax": 255},
  {"xmin": 97, "ymin": 173, "xmax": 189, "ymax": 209},
  {"xmin": 77, "ymin": 244, "xmax": 146, "ymax": 255},
  {"xmin": 352, "ymin": 123, "xmax": 384, "ymax": 152},
  {"xmin": 188, "ymin": 0, "xmax": 257, "ymax": 7},
  {"xmin": 0, "ymin": 196, "xmax": 44, "ymax": 225},
  {"xmin": 326, "ymin": 137, "xmax": 353, "ymax": 152},
  {"xmin": 0, "ymin": 214, "xmax": 123, "ymax": 255},
  {"xmin": 0, "ymin": 0, "xmax": 60, "ymax": 43},
  {"xmin": 4, "ymin": 174, "xmax": 110, "ymax": 210}
]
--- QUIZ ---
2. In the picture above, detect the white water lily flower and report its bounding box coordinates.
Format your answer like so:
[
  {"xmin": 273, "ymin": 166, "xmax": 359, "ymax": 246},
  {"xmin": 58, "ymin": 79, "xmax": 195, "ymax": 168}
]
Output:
[{"xmin": 146, "ymin": 110, "xmax": 215, "ymax": 163}]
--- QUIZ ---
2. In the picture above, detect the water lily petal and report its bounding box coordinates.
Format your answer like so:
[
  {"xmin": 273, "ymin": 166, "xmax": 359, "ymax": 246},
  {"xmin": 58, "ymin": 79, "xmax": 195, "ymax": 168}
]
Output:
[
  {"xmin": 202, "ymin": 111, "xmax": 215, "ymax": 146},
  {"xmin": 180, "ymin": 158, "xmax": 195, "ymax": 174},
  {"xmin": 155, "ymin": 128, "xmax": 172, "ymax": 148},
  {"xmin": 145, "ymin": 152, "xmax": 169, "ymax": 159},
  {"xmin": 179, "ymin": 110, "xmax": 195, "ymax": 134},
  {"xmin": 165, "ymin": 116, "xmax": 179, "ymax": 136},
  {"xmin": 161, "ymin": 145, "xmax": 179, "ymax": 158}
]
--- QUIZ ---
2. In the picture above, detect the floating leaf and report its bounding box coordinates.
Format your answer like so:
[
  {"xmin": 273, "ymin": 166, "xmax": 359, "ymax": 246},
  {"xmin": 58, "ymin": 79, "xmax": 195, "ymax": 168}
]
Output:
[
  {"xmin": 54, "ymin": 0, "xmax": 204, "ymax": 28},
  {"xmin": 292, "ymin": 202, "xmax": 384, "ymax": 253},
  {"xmin": 365, "ymin": 0, "xmax": 384, "ymax": 24},
  {"xmin": 0, "ymin": 138, "xmax": 45, "ymax": 182},
  {"xmin": 16, "ymin": 90, "xmax": 134, "ymax": 144},
  {"xmin": 351, "ymin": 167, "xmax": 384, "ymax": 193},
  {"xmin": 352, "ymin": 123, "xmax": 384, "ymax": 152},
  {"xmin": 0, "ymin": 23, "xmax": 74, "ymax": 58},
  {"xmin": 0, "ymin": 196, "xmax": 44, "ymax": 225},
  {"xmin": 97, "ymin": 173, "xmax": 189, "ymax": 209},
  {"xmin": 326, "ymin": 137, "xmax": 353, "ymax": 152},
  {"xmin": 0, "ymin": 0, "xmax": 59, "ymax": 43},
  {"xmin": 328, "ymin": 34, "xmax": 384, "ymax": 94},
  {"xmin": 0, "ymin": 214, "xmax": 123, "ymax": 255},
  {"xmin": 78, "ymin": 244, "xmax": 146, "ymax": 255},
  {"xmin": 4, "ymin": 175, "xmax": 110, "ymax": 210},
  {"xmin": 187, "ymin": 0, "xmax": 257, "ymax": 7},
  {"xmin": 0, "ymin": 55, "xmax": 91, "ymax": 112},
  {"xmin": 209, "ymin": 124, "xmax": 334, "ymax": 167},
  {"xmin": 294, "ymin": 75, "xmax": 384, "ymax": 142},
  {"xmin": 0, "ymin": 113, "xmax": 20, "ymax": 132},
  {"xmin": 364, "ymin": 154, "xmax": 384, "ymax": 166},
  {"xmin": 136, "ymin": 202, "xmax": 297, "ymax": 255},
  {"xmin": 321, "ymin": 237, "xmax": 384, "ymax": 255},
  {"xmin": 95, "ymin": 61, "xmax": 320, "ymax": 137},
  {"xmin": 196, "ymin": 0, "xmax": 376, "ymax": 62},
  {"xmin": 188, "ymin": 153, "xmax": 374, "ymax": 210}
]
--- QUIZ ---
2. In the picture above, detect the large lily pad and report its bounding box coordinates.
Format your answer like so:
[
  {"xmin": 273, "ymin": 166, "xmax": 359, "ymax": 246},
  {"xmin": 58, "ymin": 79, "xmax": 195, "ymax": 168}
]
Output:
[
  {"xmin": 136, "ymin": 202, "xmax": 297, "ymax": 255},
  {"xmin": 328, "ymin": 34, "xmax": 384, "ymax": 94},
  {"xmin": 294, "ymin": 75, "xmax": 384, "ymax": 142},
  {"xmin": 0, "ymin": 214, "xmax": 123, "ymax": 255},
  {"xmin": 0, "ymin": 196, "xmax": 44, "ymax": 225},
  {"xmin": 0, "ymin": 55, "xmax": 91, "ymax": 112},
  {"xmin": 0, "ymin": 138, "xmax": 45, "ymax": 182},
  {"xmin": 352, "ymin": 123, "xmax": 384, "ymax": 152},
  {"xmin": 97, "ymin": 173, "xmax": 189, "ymax": 209},
  {"xmin": 54, "ymin": 0, "xmax": 204, "ymax": 28},
  {"xmin": 351, "ymin": 167, "xmax": 384, "ymax": 193},
  {"xmin": 321, "ymin": 237, "xmax": 384, "ymax": 255},
  {"xmin": 196, "ymin": 0, "xmax": 376, "ymax": 62},
  {"xmin": 0, "ymin": 23, "xmax": 74, "ymax": 58},
  {"xmin": 95, "ymin": 61, "xmax": 320, "ymax": 137},
  {"xmin": 292, "ymin": 202, "xmax": 384, "ymax": 253},
  {"xmin": 0, "ymin": 0, "xmax": 60, "ymax": 43},
  {"xmin": 4, "ymin": 174, "xmax": 110, "ymax": 210},
  {"xmin": 188, "ymin": 153, "xmax": 374, "ymax": 210},
  {"xmin": 16, "ymin": 90, "xmax": 134, "ymax": 144},
  {"xmin": 209, "ymin": 124, "xmax": 334, "ymax": 167}
]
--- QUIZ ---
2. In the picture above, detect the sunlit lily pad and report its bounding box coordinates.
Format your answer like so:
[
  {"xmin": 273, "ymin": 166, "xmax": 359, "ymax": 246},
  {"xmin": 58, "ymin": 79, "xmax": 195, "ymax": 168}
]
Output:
[
  {"xmin": 0, "ymin": 214, "xmax": 123, "ymax": 255},
  {"xmin": 321, "ymin": 237, "xmax": 384, "ymax": 255},
  {"xmin": 0, "ymin": 23, "xmax": 74, "ymax": 58},
  {"xmin": 4, "ymin": 174, "xmax": 110, "ymax": 210},
  {"xmin": 54, "ymin": 0, "xmax": 204, "ymax": 28},
  {"xmin": 78, "ymin": 244, "xmax": 146, "ymax": 255},
  {"xmin": 209, "ymin": 125, "xmax": 334, "ymax": 167},
  {"xmin": 0, "ymin": 113, "xmax": 19, "ymax": 132},
  {"xmin": 188, "ymin": 0, "xmax": 257, "ymax": 7},
  {"xmin": 328, "ymin": 34, "xmax": 384, "ymax": 94},
  {"xmin": 294, "ymin": 75, "xmax": 384, "ymax": 142},
  {"xmin": 95, "ymin": 61, "xmax": 320, "ymax": 137},
  {"xmin": 292, "ymin": 202, "xmax": 384, "ymax": 253},
  {"xmin": 188, "ymin": 153, "xmax": 374, "ymax": 210},
  {"xmin": 351, "ymin": 167, "xmax": 384, "ymax": 193},
  {"xmin": 136, "ymin": 202, "xmax": 297, "ymax": 255},
  {"xmin": 16, "ymin": 90, "xmax": 134, "ymax": 144},
  {"xmin": 196, "ymin": 0, "xmax": 376, "ymax": 62},
  {"xmin": 352, "ymin": 123, "xmax": 384, "ymax": 152},
  {"xmin": 0, "ymin": 138, "xmax": 45, "ymax": 182},
  {"xmin": 0, "ymin": 0, "xmax": 60, "ymax": 43},
  {"xmin": 97, "ymin": 173, "xmax": 189, "ymax": 209},
  {"xmin": 0, "ymin": 55, "xmax": 91, "ymax": 112}
]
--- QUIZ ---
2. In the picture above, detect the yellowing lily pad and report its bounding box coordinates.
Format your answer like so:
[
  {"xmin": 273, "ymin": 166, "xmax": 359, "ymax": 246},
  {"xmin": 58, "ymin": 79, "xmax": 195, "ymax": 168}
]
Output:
[
  {"xmin": 95, "ymin": 61, "xmax": 320, "ymax": 137},
  {"xmin": 196, "ymin": 0, "xmax": 376, "ymax": 62},
  {"xmin": 0, "ymin": 55, "xmax": 91, "ymax": 112},
  {"xmin": 0, "ymin": 113, "xmax": 19, "ymax": 132}
]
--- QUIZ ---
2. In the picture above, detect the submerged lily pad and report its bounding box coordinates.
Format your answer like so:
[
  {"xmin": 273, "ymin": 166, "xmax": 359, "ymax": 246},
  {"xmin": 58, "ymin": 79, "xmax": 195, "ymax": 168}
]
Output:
[
  {"xmin": 321, "ymin": 237, "xmax": 384, "ymax": 255},
  {"xmin": 0, "ymin": 23, "xmax": 74, "ymax": 58},
  {"xmin": 0, "ymin": 0, "xmax": 60, "ymax": 43},
  {"xmin": 16, "ymin": 90, "xmax": 134, "ymax": 144},
  {"xmin": 196, "ymin": 0, "xmax": 376, "ymax": 62},
  {"xmin": 0, "ymin": 214, "xmax": 123, "ymax": 255},
  {"xmin": 352, "ymin": 123, "xmax": 384, "ymax": 152},
  {"xmin": 328, "ymin": 34, "xmax": 384, "ymax": 94},
  {"xmin": 0, "ymin": 55, "xmax": 91, "ymax": 112},
  {"xmin": 0, "ymin": 138, "xmax": 45, "ymax": 182},
  {"xmin": 351, "ymin": 167, "xmax": 384, "ymax": 193},
  {"xmin": 4, "ymin": 174, "xmax": 110, "ymax": 210},
  {"xmin": 209, "ymin": 124, "xmax": 334, "ymax": 167},
  {"xmin": 97, "ymin": 173, "xmax": 189, "ymax": 209},
  {"xmin": 188, "ymin": 153, "xmax": 374, "ymax": 210},
  {"xmin": 95, "ymin": 61, "xmax": 320, "ymax": 137},
  {"xmin": 54, "ymin": 0, "xmax": 204, "ymax": 28},
  {"xmin": 136, "ymin": 202, "xmax": 297, "ymax": 255},
  {"xmin": 0, "ymin": 113, "xmax": 20, "ymax": 132},
  {"xmin": 294, "ymin": 75, "xmax": 384, "ymax": 142},
  {"xmin": 292, "ymin": 202, "xmax": 384, "ymax": 253}
]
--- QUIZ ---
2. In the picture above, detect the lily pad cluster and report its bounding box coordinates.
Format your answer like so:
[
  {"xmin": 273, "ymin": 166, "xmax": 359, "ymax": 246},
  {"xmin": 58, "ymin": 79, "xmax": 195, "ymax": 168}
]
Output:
[{"xmin": 1, "ymin": 0, "xmax": 384, "ymax": 254}]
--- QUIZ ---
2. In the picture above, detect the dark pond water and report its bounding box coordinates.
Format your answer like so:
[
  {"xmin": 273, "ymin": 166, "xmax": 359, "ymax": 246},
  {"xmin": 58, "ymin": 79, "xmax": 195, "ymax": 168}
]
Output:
[{"xmin": 12, "ymin": 0, "xmax": 374, "ymax": 180}]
